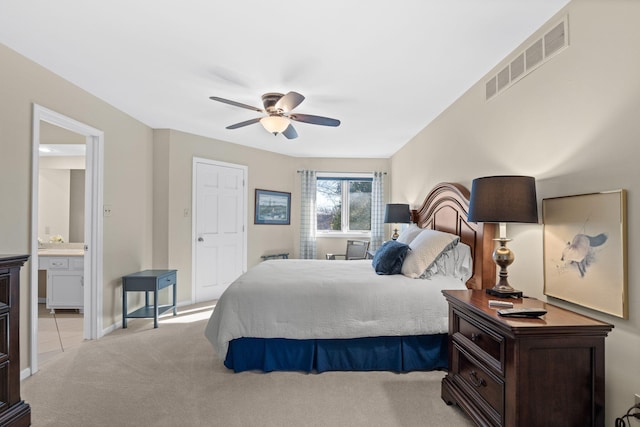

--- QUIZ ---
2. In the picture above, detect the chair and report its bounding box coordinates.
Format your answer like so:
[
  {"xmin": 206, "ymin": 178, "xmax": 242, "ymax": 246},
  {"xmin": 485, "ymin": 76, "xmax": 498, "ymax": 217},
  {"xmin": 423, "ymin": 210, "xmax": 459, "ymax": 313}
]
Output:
[{"xmin": 326, "ymin": 240, "xmax": 370, "ymax": 260}]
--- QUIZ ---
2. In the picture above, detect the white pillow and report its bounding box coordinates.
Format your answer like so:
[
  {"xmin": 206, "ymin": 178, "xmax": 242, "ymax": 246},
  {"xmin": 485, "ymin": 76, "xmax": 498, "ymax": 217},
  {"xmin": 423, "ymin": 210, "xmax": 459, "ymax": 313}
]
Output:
[
  {"xmin": 422, "ymin": 243, "xmax": 472, "ymax": 282},
  {"xmin": 401, "ymin": 229, "xmax": 460, "ymax": 278},
  {"xmin": 396, "ymin": 223, "xmax": 423, "ymax": 245}
]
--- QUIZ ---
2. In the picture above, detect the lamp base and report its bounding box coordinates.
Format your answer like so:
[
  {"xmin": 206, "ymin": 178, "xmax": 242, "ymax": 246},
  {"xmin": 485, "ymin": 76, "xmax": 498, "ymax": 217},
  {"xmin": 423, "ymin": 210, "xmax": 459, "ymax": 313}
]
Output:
[
  {"xmin": 486, "ymin": 288, "xmax": 523, "ymax": 298},
  {"xmin": 391, "ymin": 228, "xmax": 399, "ymax": 240},
  {"xmin": 488, "ymin": 238, "xmax": 523, "ymax": 298}
]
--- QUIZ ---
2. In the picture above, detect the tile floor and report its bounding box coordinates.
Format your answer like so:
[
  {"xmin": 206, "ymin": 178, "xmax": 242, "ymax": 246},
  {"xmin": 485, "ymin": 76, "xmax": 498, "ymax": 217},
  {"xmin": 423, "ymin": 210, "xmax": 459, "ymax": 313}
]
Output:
[{"xmin": 38, "ymin": 304, "xmax": 84, "ymax": 365}]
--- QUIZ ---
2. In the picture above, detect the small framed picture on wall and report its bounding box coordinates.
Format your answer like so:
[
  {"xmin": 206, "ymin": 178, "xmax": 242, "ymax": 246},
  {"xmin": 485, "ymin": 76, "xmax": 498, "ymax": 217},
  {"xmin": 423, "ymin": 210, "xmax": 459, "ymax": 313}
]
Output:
[{"xmin": 254, "ymin": 189, "xmax": 291, "ymax": 225}]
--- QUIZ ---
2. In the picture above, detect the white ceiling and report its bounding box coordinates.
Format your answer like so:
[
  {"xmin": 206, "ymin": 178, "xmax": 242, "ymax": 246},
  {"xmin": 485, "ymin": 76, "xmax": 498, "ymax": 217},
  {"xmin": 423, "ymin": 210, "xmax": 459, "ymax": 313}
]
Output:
[{"xmin": 1, "ymin": 0, "xmax": 569, "ymax": 158}]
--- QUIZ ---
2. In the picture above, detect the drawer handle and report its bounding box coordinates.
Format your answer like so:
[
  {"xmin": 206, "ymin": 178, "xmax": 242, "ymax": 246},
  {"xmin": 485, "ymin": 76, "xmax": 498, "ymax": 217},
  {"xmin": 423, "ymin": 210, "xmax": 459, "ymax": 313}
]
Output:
[
  {"xmin": 469, "ymin": 370, "xmax": 486, "ymax": 388},
  {"xmin": 470, "ymin": 332, "xmax": 480, "ymax": 342}
]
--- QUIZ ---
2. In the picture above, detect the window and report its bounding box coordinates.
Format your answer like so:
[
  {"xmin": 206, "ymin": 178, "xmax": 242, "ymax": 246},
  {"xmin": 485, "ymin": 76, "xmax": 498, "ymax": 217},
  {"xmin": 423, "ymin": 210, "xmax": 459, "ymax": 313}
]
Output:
[{"xmin": 316, "ymin": 174, "xmax": 372, "ymax": 234}]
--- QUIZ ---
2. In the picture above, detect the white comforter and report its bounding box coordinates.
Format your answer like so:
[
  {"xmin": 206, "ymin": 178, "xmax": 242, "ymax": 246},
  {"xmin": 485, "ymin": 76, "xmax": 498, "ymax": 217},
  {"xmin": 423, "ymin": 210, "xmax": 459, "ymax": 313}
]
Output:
[{"xmin": 204, "ymin": 259, "xmax": 467, "ymax": 357}]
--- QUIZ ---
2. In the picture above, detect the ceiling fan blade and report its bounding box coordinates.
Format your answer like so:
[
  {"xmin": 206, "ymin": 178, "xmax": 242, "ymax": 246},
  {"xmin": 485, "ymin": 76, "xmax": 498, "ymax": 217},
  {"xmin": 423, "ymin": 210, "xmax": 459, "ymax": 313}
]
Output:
[
  {"xmin": 226, "ymin": 117, "xmax": 262, "ymax": 129},
  {"xmin": 282, "ymin": 124, "xmax": 298, "ymax": 139},
  {"xmin": 289, "ymin": 114, "xmax": 340, "ymax": 127},
  {"xmin": 210, "ymin": 96, "xmax": 263, "ymax": 113},
  {"xmin": 275, "ymin": 91, "xmax": 305, "ymax": 112}
]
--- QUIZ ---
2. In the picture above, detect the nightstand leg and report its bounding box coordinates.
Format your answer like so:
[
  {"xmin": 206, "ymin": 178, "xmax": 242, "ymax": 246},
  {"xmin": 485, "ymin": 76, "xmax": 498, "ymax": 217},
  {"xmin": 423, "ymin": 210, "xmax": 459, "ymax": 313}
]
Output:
[
  {"xmin": 172, "ymin": 282, "xmax": 177, "ymax": 316},
  {"xmin": 122, "ymin": 288, "xmax": 127, "ymax": 328},
  {"xmin": 153, "ymin": 290, "xmax": 158, "ymax": 328}
]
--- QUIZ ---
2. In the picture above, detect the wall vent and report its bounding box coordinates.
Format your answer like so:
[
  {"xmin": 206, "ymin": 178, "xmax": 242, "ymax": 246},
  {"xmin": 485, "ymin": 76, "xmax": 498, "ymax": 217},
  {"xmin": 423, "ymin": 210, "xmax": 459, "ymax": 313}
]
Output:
[{"xmin": 486, "ymin": 15, "xmax": 568, "ymax": 101}]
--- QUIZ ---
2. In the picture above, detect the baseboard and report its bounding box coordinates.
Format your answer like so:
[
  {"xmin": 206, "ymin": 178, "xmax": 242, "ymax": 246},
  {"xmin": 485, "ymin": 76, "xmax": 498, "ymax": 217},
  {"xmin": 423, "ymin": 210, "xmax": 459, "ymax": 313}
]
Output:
[
  {"xmin": 20, "ymin": 367, "xmax": 32, "ymax": 381},
  {"xmin": 101, "ymin": 299, "xmax": 198, "ymax": 336}
]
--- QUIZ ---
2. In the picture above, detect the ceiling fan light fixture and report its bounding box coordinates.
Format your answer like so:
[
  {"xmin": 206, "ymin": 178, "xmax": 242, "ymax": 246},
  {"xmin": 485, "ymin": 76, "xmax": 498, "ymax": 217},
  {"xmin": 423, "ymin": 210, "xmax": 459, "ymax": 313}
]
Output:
[{"xmin": 260, "ymin": 115, "xmax": 290, "ymax": 134}]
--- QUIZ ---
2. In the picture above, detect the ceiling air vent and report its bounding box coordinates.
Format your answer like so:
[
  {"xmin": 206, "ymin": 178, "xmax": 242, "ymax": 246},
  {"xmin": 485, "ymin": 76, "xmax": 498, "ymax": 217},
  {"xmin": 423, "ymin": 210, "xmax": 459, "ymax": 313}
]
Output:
[{"xmin": 486, "ymin": 15, "xmax": 568, "ymax": 101}]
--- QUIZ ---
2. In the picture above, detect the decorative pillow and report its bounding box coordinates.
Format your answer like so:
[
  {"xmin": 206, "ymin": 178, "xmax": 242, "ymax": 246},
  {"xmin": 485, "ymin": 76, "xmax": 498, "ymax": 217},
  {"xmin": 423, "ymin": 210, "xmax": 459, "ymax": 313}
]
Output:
[
  {"xmin": 372, "ymin": 240, "xmax": 411, "ymax": 275},
  {"xmin": 422, "ymin": 243, "xmax": 473, "ymax": 282},
  {"xmin": 401, "ymin": 229, "xmax": 460, "ymax": 278},
  {"xmin": 396, "ymin": 223, "xmax": 423, "ymax": 245}
]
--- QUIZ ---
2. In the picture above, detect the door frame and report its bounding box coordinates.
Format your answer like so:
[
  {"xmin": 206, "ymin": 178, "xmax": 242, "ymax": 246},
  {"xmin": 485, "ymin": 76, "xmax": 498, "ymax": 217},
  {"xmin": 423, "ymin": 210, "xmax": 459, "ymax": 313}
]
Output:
[
  {"xmin": 29, "ymin": 104, "xmax": 104, "ymax": 376},
  {"xmin": 191, "ymin": 157, "xmax": 247, "ymax": 303}
]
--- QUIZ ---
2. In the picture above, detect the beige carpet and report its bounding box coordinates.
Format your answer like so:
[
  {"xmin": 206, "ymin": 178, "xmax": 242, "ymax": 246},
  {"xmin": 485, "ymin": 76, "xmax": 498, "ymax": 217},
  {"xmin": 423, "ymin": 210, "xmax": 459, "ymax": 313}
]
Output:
[{"xmin": 23, "ymin": 302, "xmax": 474, "ymax": 427}]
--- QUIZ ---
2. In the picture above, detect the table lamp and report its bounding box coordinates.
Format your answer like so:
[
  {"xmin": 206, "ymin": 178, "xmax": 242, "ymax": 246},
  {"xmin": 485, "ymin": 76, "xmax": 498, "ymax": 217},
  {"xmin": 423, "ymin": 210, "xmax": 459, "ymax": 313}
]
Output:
[
  {"xmin": 468, "ymin": 176, "xmax": 538, "ymax": 298},
  {"xmin": 384, "ymin": 204, "xmax": 411, "ymax": 240}
]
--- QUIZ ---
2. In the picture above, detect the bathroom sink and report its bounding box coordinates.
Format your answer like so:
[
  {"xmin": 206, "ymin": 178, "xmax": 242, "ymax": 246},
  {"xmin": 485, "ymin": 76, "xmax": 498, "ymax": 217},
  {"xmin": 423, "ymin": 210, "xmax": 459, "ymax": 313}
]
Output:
[{"xmin": 38, "ymin": 248, "xmax": 84, "ymax": 256}]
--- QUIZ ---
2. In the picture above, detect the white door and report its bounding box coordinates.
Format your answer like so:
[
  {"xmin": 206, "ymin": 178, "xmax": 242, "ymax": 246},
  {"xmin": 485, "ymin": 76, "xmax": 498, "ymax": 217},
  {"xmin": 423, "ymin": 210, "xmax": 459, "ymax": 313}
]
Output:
[{"xmin": 194, "ymin": 159, "xmax": 246, "ymax": 302}]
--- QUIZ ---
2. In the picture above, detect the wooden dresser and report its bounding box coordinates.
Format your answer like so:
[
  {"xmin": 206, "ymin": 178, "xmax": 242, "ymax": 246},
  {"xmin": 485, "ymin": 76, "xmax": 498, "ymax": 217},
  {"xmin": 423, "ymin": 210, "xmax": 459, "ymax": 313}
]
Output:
[
  {"xmin": 441, "ymin": 289, "xmax": 613, "ymax": 427},
  {"xmin": 0, "ymin": 255, "xmax": 31, "ymax": 426}
]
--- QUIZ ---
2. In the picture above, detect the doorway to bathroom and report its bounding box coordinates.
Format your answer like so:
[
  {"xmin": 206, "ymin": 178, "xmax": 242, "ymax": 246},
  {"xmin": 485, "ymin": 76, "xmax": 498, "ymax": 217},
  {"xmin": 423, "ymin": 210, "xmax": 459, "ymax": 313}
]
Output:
[{"xmin": 30, "ymin": 105, "xmax": 104, "ymax": 376}]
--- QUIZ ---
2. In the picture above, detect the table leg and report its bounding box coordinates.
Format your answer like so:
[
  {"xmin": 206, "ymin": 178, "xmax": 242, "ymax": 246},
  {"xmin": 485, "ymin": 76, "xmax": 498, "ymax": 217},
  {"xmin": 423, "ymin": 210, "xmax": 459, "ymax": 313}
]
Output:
[
  {"xmin": 172, "ymin": 282, "xmax": 177, "ymax": 316},
  {"xmin": 122, "ymin": 286, "xmax": 127, "ymax": 328},
  {"xmin": 153, "ymin": 290, "xmax": 158, "ymax": 328}
]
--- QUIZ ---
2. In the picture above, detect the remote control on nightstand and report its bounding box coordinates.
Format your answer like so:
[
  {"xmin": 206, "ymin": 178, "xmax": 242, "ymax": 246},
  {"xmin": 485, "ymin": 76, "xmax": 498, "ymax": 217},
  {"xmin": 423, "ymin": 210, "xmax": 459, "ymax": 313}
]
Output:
[
  {"xmin": 488, "ymin": 300, "xmax": 514, "ymax": 308},
  {"xmin": 497, "ymin": 307, "xmax": 547, "ymax": 318}
]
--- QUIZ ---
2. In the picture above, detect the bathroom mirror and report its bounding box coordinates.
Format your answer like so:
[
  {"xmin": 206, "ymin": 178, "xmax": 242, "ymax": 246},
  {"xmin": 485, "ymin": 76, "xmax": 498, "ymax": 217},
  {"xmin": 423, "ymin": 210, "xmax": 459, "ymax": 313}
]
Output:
[{"xmin": 38, "ymin": 121, "xmax": 86, "ymax": 245}]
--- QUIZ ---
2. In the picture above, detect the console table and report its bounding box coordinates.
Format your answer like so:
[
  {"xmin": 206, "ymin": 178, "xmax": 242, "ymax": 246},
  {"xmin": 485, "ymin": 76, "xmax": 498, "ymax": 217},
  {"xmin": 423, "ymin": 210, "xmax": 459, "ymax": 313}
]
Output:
[
  {"xmin": 122, "ymin": 269, "xmax": 177, "ymax": 328},
  {"xmin": 441, "ymin": 289, "xmax": 613, "ymax": 427}
]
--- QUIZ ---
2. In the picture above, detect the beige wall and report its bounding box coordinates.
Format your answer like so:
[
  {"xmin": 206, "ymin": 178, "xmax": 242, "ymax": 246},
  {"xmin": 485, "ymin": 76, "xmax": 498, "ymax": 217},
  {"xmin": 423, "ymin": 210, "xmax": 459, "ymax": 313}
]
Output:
[
  {"xmin": 153, "ymin": 130, "xmax": 390, "ymax": 302},
  {"xmin": 391, "ymin": 1, "xmax": 640, "ymax": 423},
  {"xmin": 0, "ymin": 42, "xmax": 155, "ymax": 370},
  {"xmin": 152, "ymin": 129, "xmax": 297, "ymax": 303}
]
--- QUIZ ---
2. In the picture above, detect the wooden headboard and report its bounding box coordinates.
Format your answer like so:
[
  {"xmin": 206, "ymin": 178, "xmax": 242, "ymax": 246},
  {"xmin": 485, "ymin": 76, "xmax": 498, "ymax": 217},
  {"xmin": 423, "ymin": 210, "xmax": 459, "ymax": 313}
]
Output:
[{"xmin": 411, "ymin": 182, "xmax": 496, "ymax": 290}]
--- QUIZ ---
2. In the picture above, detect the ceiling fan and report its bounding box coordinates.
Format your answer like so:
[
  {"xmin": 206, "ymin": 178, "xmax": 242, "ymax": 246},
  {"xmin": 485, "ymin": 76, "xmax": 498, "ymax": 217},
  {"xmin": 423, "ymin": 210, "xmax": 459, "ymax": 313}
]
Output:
[{"xmin": 209, "ymin": 91, "xmax": 340, "ymax": 139}]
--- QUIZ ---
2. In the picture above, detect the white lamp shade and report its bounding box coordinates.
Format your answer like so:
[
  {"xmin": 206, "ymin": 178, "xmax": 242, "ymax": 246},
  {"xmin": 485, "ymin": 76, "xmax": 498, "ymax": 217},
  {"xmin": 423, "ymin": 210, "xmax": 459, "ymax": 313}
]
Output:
[{"xmin": 260, "ymin": 116, "xmax": 290, "ymax": 134}]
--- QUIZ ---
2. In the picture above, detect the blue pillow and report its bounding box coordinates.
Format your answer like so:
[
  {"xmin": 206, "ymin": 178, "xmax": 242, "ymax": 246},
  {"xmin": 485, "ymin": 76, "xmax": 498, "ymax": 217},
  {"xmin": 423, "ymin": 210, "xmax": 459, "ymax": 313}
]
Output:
[{"xmin": 372, "ymin": 240, "xmax": 411, "ymax": 275}]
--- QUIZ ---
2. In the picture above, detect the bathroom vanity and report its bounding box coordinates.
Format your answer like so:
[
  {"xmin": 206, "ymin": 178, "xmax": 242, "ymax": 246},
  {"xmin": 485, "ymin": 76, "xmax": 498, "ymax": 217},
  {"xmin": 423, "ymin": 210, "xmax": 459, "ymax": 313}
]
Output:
[{"xmin": 38, "ymin": 248, "xmax": 84, "ymax": 312}]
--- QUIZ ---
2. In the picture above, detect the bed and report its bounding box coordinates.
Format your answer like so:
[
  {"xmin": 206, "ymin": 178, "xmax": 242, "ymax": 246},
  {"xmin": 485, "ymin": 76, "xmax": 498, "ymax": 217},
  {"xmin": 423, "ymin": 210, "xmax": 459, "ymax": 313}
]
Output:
[{"xmin": 205, "ymin": 182, "xmax": 496, "ymax": 373}]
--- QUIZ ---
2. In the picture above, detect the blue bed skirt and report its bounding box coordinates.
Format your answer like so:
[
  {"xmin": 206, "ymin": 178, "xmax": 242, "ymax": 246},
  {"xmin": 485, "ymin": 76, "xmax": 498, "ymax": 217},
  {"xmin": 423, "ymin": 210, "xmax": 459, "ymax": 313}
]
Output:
[{"xmin": 224, "ymin": 334, "xmax": 448, "ymax": 373}]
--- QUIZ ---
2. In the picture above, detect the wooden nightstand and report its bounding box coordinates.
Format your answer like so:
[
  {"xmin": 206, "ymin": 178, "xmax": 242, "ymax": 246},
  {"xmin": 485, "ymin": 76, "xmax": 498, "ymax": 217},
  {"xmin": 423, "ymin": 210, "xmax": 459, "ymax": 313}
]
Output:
[{"xmin": 441, "ymin": 289, "xmax": 613, "ymax": 427}]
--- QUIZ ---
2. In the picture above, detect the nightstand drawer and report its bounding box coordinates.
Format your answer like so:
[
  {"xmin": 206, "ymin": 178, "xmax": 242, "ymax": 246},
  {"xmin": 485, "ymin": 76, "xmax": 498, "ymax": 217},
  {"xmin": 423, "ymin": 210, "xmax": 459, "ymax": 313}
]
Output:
[
  {"xmin": 456, "ymin": 313, "xmax": 504, "ymax": 370},
  {"xmin": 453, "ymin": 343, "xmax": 504, "ymax": 425}
]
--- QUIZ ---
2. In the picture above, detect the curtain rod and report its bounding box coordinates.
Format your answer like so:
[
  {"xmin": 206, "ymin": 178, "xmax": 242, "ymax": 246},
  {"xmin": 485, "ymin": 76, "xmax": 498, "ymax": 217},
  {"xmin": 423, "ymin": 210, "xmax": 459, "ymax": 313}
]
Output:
[{"xmin": 296, "ymin": 170, "xmax": 387, "ymax": 174}]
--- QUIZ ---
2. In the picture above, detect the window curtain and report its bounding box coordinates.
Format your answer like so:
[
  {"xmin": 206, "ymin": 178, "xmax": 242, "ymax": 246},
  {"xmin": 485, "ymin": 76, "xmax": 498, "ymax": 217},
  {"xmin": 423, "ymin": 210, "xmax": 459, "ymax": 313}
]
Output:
[
  {"xmin": 299, "ymin": 170, "xmax": 317, "ymax": 259},
  {"xmin": 370, "ymin": 171, "xmax": 385, "ymax": 251}
]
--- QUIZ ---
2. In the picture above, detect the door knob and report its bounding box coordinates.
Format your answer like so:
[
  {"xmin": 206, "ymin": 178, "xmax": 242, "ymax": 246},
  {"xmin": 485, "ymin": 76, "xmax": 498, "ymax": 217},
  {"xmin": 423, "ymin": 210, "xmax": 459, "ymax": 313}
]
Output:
[{"xmin": 197, "ymin": 237, "xmax": 204, "ymax": 242}]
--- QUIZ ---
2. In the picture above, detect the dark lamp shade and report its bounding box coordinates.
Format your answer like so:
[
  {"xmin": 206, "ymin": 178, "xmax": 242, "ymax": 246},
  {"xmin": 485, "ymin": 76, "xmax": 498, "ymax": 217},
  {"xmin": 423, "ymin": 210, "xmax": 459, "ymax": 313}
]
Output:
[
  {"xmin": 384, "ymin": 204, "xmax": 411, "ymax": 223},
  {"xmin": 468, "ymin": 176, "xmax": 538, "ymax": 223}
]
